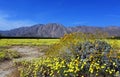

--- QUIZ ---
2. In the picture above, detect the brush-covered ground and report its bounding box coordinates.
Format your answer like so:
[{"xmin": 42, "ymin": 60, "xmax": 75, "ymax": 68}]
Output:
[
  {"xmin": 0, "ymin": 39, "xmax": 57, "ymax": 77},
  {"xmin": 0, "ymin": 33, "xmax": 120, "ymax": 77}
]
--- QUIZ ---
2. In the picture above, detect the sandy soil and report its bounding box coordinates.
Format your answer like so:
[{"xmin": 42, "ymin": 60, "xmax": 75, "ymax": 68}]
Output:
[{"xmin": 0, "ymin": 46, "xmax": 46, "ymax": 77}]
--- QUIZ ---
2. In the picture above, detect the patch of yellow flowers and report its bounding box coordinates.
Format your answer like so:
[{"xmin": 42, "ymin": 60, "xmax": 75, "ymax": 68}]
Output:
[{"xmin": 15, "ymin": 55, "xmax": 120, "ymax": 77}]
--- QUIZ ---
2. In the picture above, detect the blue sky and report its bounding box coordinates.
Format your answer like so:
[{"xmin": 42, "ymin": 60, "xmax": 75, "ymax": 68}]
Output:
[{"xmin": 0, "ymin": 0, "xmax": 120, "ymax": 30}]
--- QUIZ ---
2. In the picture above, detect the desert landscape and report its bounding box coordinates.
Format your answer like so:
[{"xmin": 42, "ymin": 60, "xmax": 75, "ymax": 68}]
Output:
[{"xmin": 0, "ymin": 0, "xmax": 120, "ymax": 77}]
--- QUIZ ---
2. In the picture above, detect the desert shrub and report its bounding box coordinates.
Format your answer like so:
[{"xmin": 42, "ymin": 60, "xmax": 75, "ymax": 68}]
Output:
[
  {"xmin": 0, "ymin": 51, "xmax": 6, "ymax": 61},
  {"xmin": 17, "ymin": 53, "xmax": 120, "ymax": 77},
  {"xmin": 74, "ymin": 40, "xmax": 112, "ymax": 59},
  {"xmin": 0, "ymin": 48, "xmax": 20, "ymax": 61},
  {"xmin": 16, "ymin": 32, "xmax": 120, "ymax": 77},
  {"xmin": 46, "ymin": 32, "xmax": 108, "ymax": 57}
]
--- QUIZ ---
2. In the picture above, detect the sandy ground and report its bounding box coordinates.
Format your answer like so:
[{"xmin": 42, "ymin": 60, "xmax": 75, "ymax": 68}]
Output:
[{"xmin": 0, "ymin": 46, "xmax": 46, "ymax": 77}]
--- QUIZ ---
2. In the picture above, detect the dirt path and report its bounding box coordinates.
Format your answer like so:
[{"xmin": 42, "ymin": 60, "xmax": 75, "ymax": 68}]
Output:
[
  {"xmin": 0, "ymin": 46, "xmax": 46, "ymax": 77},
  {"xmin": 10, "ymin": 46, "xmax": 44, "ymax": 60}
]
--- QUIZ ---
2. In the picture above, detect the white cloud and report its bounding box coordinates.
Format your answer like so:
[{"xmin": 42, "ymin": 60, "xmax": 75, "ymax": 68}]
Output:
[{"xmin": 0, "ymin": 11, "xmax": 36, "ymax": 30}]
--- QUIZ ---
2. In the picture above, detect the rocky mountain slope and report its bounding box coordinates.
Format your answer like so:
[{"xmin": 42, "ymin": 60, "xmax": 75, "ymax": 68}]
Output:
[{"xmin": 0, "ymin": 23, "xmax": 120, "ymax": 37}]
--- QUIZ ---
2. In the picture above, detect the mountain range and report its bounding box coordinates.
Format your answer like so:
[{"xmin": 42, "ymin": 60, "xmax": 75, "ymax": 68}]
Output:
[{"xmin": 0, "ymin": 23, "xmax": 120, "ymax": 37}]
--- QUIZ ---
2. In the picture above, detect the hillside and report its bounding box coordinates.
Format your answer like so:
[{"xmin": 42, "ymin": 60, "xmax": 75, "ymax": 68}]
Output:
[{"xmin": 0, "ymin": 23, "xmax": 120, "ymax": 37}]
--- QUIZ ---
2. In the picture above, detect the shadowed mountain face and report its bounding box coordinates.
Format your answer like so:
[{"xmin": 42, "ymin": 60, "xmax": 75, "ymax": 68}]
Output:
[{"xmin": 0, "ymin": 23, "xmax": 120, "ymax": 37}]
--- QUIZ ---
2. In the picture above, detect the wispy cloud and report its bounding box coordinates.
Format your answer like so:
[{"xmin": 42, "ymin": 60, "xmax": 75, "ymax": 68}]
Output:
[{"xmin": 0, "ymin": 11, "xmax": 36, "ymax": 30}]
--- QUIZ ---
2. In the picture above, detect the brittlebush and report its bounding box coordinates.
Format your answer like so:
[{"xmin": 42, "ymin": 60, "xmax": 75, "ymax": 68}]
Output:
[{"xmin": 15, "ymin": 32, "xmax": 120, "ymax": 77}]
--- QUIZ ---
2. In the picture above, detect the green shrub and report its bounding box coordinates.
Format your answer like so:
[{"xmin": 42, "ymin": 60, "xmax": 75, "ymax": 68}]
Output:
[
  {"xmin": 46, "ymin": 32, "xmax": 108, "ymax": 57},
  {"xmin": 16, "ymin": 54, "xmax": 120, "ymax": 77},
  {"xmin": 15, "ymin": 32, "xmax": 120, "ymax": 77},
  {"xmin": 0, "ymin": 51, "xmax": 6, "ymax": 61},
  {"xmin": 0, "ymin": 48, "xmax": 20, "ymax": 61}
]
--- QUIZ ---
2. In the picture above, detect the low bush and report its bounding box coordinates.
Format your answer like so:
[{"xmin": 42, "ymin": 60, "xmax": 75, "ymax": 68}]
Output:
[
  {"xmin": 15, "ymin": 32, "xmax": 120, "ymax": 77},
  {"xmin": 16, "ymin": 53, "xmax": 120, "ymax": 77},
  {"xmin": 0, "ymin": 48, "xmax": 20, "ymax": 61}
]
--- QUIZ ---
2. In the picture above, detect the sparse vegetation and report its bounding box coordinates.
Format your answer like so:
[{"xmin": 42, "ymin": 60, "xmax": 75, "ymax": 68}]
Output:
[
  {"xmin": 0, "ymin": 39, "xmax": 59, "ymax": 46},
  {"xmin": 0, "ymin": 32, "xmax": 120, "ymax": 77},
  {"xmin": 0, "ymin": 48, "xmax": 20, "ymax": 61}
]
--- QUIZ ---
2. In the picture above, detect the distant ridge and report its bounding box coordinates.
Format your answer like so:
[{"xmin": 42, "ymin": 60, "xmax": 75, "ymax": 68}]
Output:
[{"xmin": 0, "ymin": 23, "xmax": 120, "ymax": 37}]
